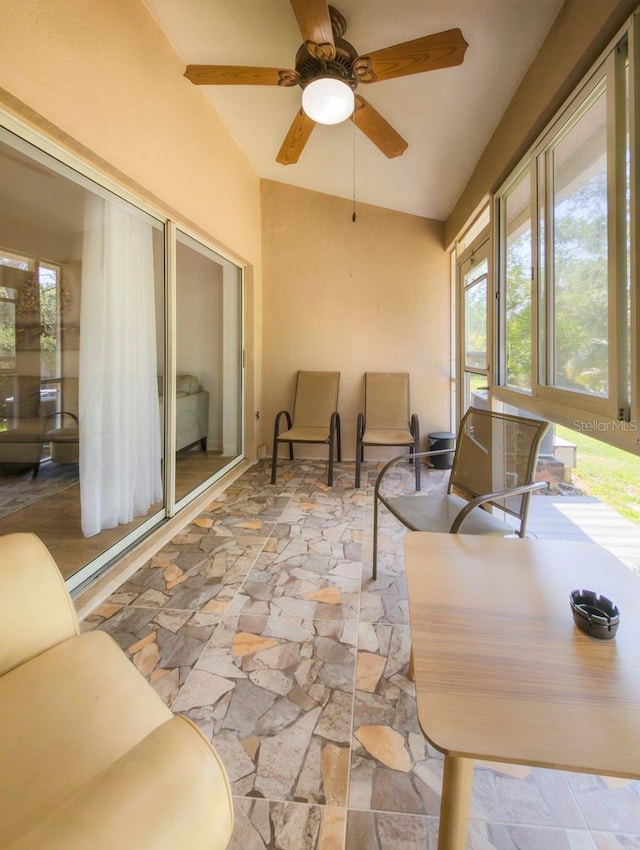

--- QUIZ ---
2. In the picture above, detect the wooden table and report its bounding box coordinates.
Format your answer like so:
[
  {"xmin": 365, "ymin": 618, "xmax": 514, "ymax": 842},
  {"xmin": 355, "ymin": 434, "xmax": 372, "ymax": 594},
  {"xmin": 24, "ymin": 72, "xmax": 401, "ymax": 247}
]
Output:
[{"xmin": 404, "ymin": 532, "xmax": 640, "ymax": 850}]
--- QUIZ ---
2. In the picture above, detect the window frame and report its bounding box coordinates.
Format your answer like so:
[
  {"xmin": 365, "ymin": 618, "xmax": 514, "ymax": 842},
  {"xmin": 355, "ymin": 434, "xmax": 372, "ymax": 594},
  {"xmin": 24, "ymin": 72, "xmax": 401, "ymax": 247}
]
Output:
[
  {"xmin": 458, "ymin": 235, "xmax": 490, "ymax": 416},
  {"xmin": 535, "ymin": 63, "xmax": 614, "ymax": 416},
  {"xmin": 492, "ymin": 17, "xmax": 640, "ymax": 454},
  {"xmin": 495, "ymin": 161, "xmax": 534, "ymax": 395}
]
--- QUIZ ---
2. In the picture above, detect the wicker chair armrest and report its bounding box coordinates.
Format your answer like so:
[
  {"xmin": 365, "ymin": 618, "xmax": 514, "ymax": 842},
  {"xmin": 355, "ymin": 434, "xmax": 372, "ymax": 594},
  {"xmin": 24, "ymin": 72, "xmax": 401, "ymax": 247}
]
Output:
[
  {"xmin": 46, "ymin": 411, "xmax": 79, "ymax": 426},
  {"xmin": 449, "ymin": 481, "xmax": 547, "ymax": 533},
  {"xmin": 273, "ymin": 410, "xmax": 292, "ymax": 439}
]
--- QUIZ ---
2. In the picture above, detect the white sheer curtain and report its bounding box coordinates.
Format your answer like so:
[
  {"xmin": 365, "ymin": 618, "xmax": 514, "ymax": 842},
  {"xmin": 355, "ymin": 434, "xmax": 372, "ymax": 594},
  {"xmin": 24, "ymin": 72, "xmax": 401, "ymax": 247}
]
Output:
[{"xmin": 79, "ymin": 195, "xmax": 162, "ymax": 537}]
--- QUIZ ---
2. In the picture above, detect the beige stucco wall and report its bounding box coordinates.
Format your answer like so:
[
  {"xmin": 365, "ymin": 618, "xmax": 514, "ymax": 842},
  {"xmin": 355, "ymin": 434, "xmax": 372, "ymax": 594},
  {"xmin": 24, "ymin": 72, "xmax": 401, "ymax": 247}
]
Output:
[
  {"xmin": 0, "ymin": 0, "xmax": 263, "ymax": 454},
  {"xmin": 261, "ymin": 180, "xmax": 450, "ymax": 462},
  {"xmin": 446, "ymin": 0, "xmax": 639, "ymax": 245}
]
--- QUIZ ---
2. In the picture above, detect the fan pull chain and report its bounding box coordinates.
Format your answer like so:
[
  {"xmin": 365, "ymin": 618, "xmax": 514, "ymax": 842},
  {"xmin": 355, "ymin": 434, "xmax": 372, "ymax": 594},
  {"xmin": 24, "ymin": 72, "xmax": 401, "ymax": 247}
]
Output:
[{"xmin": 352, "ymin": 114, "xmax": 357, "ymax": 223}]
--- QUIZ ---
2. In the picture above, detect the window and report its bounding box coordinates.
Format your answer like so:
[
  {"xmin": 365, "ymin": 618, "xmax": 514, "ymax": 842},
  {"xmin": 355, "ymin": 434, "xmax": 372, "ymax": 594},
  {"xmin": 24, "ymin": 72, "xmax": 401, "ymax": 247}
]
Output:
[
  {"xmin": 38, "ymin": 261, "xmax": 63, "ymax": 382},
  {"xmin": 458, "ymin": 235, "xmax": 490, "ymax": 414},
  {"xmin": 493, "ymin": 28, "xmax": 635, "ymax": 449},
  {"xmin": 464, "ymin": 260, "xmax": 488, "ymax": 371},
  {"xmin": 0, "ymin": 252, "xmax": 66, "ymax": 427},
  {"xmin": 498, "ymin": 167, "xmax": 532, "ymax": 392},
  {"xmin": 541, "ymin": 78, "xmax": 610, "ymax": 398},
  {"xmin": 0, "ymin": 251, "xmax": 33, "ymax": 376}
]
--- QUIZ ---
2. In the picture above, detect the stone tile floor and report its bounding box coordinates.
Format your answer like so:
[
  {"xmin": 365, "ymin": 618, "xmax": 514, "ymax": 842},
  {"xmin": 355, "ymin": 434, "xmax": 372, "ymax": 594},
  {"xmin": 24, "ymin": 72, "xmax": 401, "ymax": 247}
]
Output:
[{"xmin": 83, "ymin": 459, "xmax": 640, "ymax": 849}]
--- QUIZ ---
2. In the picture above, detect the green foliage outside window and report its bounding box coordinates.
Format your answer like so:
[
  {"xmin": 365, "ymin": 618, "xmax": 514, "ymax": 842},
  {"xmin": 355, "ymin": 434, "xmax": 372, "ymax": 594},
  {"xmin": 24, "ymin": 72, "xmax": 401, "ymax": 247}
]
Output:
[
  {"xmin": 505, "ymin": 231, "xmax": 532, "ymax": 390},
  {"xmin": 503, "ymin": 172, "xmax": 609, "ymax": 397},
  {"xmin": 553, "ymin": 171, "xmax": 608, "ymax": 396}
]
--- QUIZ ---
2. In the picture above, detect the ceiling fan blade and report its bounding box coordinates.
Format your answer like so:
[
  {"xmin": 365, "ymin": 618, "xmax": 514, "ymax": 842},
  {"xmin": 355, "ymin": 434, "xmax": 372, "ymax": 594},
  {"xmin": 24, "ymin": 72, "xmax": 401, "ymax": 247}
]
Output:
[
  {"xmin": 355, "ymin": 28, "xmax": 468, "ymax": 83},
  {"xmin": 289, "ymin": 0, "xmax": 336, "ymax": 60},
  {"xmin": 184, "ymin": 65, "xmax": 294, "ymax": 86},
  {"xmin": 276, "ymin": 109, "xmax": 317, "ymax": 165},
  {"xmin": 353, "ymin": 97, "xmax": 408, "ymax": 159}
]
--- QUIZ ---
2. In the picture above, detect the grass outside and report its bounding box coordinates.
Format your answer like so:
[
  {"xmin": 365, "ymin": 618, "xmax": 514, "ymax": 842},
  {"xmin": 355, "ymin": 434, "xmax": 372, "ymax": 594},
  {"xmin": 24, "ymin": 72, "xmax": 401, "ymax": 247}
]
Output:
[{"xmin": 555, "ymin": 424, "xmax": 640, "ymax": 525}]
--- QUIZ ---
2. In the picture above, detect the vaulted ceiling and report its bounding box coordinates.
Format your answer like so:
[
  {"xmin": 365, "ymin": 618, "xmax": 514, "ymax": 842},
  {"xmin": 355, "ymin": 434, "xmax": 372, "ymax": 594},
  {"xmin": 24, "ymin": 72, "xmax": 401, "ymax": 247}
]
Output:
[{"xmin": 143, "ymin": 0, "xmax": 565, "ymax": 220}]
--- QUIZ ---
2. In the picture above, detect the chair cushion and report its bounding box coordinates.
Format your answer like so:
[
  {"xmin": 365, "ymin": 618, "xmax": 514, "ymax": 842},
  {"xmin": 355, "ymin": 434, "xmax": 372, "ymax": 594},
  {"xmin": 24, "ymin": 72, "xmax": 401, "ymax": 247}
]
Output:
[
  {"xmin": 46, "ymin": 426, "xmax": 78, "ymax": 442},
  {"xmin": 0, "ymin": 630, "xmax": 172, "ymax": 846},
  {"xmin": 384, "ymin": 493, "xmax": 514, "ymax": 535},
  {"xmin": 0, "ymin": 419, "xmax": 47, "ymax": 442},
  {"xmin": 277, "ymin": 426, "xmax": 331, "ymax": 443},
  {"xmin": 363, "ymin": 428, "xmax": 413, "ymax": 446}
]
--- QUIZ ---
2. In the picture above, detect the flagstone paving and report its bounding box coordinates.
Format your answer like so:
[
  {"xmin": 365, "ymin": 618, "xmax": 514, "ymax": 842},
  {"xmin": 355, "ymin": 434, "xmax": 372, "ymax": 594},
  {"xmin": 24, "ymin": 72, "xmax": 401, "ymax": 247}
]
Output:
[{"xmin": 83, "ymin": 458, "xmax": 640, "ymax": 849}]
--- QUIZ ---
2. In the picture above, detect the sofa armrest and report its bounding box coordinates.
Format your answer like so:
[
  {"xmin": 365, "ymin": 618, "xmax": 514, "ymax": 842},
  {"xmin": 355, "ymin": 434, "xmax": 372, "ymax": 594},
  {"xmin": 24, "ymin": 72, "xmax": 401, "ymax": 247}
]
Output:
[
  {"xmin": 0, "ymin": 533, "xmax": 79, "ymax": 676},
  {"xmin": 4, "ymin": 716, "xmax": 234, "ymax": 850},
  {"xmin": 175, "ymin": 390, "xmax": 209, "ymax": 452}
]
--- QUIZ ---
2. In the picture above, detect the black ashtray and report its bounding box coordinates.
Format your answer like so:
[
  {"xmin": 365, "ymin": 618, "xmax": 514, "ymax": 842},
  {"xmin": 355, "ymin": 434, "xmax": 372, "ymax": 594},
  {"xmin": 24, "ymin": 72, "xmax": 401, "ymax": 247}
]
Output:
[{"xmin": 570, "ymin": 589, "xmax": 620, "ymax": 640}]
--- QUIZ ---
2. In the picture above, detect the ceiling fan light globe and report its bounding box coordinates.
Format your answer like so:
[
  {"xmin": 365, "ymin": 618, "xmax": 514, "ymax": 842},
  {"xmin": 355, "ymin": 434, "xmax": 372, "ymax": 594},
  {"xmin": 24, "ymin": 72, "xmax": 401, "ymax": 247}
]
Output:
[{"xmin": 302, "ymin": 78, "xmax": 354, "ymax": 125}]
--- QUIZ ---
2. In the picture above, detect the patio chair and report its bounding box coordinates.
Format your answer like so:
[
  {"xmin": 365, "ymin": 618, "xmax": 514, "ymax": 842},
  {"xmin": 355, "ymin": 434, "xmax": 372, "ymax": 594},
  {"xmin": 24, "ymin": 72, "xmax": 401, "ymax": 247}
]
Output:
[
  {"xmin": 271, "ymin": 371, "xmax": 341, "ymax": 486},
  {"xmin": 355, "ymin": 372, "xmax": 420, "ymax": 489},
  {"xmin": 372, "ymin": 406, "xmax": 549, "ymax": 578}
]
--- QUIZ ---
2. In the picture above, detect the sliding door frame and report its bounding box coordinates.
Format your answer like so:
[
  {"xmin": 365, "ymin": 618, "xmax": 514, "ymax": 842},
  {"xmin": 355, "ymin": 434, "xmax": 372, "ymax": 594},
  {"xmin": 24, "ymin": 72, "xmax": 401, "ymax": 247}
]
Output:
[{"xmin": 0, "ymin": 108, "xmax": 247, "ymax": 592}]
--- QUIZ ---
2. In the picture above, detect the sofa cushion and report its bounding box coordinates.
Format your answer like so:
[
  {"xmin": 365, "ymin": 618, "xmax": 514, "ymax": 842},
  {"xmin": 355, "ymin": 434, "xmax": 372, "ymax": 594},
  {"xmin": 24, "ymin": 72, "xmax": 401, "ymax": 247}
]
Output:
[
  {"xmin": 0, "ymin": 629, "xmax": 172, "ymax": 846},
  {"xmin": 176, "ymin": 374, "xmax": 200, "ymax": 395},
  {"xmin": 3, "ymin": 716, "xmax": 234, "ymax": 850}
]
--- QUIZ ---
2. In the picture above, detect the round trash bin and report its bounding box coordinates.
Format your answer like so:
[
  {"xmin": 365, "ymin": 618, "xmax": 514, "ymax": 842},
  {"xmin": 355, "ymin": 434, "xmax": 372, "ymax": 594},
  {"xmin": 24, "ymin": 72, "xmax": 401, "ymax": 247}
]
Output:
[{"xmin": 428, "ymin": 431, "xmax": 455, "ymax": 469}]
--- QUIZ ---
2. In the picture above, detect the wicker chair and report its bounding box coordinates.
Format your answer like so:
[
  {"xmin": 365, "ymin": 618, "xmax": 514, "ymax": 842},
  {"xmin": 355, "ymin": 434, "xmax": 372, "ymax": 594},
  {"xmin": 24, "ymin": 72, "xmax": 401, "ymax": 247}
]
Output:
[
  {"xmin": 355, "ymin": 372, "xmax": 420, "ymax": 489},
  {"xmin": 372, "ymin": 406, "xmax": 549, "ymax": 578},
  {"xmin": 271, "ymin": 371, "xmax": 341, "ymax": 486}
]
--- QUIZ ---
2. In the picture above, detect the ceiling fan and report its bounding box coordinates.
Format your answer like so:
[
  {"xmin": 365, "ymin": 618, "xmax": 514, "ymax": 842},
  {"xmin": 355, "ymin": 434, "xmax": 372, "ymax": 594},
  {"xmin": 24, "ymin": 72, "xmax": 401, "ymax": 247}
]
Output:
[{"xmin": 184, "ymin": 0, "xmax": 468, "ymax": 165}]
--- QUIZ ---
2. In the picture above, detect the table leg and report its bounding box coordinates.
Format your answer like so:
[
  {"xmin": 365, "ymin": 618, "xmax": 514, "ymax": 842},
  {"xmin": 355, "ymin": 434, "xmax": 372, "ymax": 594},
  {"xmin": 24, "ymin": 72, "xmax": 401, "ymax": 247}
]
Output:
[{"xmin": 437, "ymin": 755, "xmax": 474, "ymax": 850}]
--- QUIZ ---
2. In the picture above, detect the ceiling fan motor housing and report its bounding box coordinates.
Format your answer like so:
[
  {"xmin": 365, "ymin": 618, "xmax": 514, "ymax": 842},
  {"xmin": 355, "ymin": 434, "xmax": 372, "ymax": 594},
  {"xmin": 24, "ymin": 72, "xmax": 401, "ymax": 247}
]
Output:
[{"xmin": 295, "ymin": 37, "xmax": 359, "ymax": 91}]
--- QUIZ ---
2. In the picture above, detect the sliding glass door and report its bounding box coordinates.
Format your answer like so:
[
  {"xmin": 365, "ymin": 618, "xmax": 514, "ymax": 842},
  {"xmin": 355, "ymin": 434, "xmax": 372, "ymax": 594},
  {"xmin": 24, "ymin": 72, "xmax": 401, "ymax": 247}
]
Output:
[
  {"xmin": 173, "ymin": 231, "xmax": 243, "ymax": 506},
  {"xmin": 0, "ymin": 125, "xmax": 245, "ymax": 592},
  {"xmin": 0, "ymin": 131, "xmax": 167, "ymax": 589}
]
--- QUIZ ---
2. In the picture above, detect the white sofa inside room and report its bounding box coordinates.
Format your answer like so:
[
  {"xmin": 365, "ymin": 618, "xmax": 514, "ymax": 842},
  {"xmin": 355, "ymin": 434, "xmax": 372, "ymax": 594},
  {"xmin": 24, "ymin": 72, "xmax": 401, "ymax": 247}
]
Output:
[
  {"xmin": 159, "ymin": 374, "xmax": 210, "ymax": 454},
  {"xmin": 0, "ymin": 373, "xmax": 209, "ymax": 480}
]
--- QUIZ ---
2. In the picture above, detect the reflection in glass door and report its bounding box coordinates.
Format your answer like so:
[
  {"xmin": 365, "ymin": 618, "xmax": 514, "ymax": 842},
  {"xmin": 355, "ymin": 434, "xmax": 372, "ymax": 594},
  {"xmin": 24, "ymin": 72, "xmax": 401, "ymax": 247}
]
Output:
[
  {"xmin": 174, "ymin": 231, "xmax": 243, "ymax": 505},
  {"xmin": 459, "ymin": 238, "xmax": 490, "ymax": 414},
  {"xmin": 0, "ymin": 132, "xmax": 167, "ymax": 590}
]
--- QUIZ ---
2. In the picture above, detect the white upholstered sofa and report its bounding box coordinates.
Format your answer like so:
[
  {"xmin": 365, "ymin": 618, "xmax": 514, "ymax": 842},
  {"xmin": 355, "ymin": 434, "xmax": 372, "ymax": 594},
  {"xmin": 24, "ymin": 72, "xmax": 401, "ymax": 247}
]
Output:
[
  {"xmin": 0, "ymin": 532, "xmax": 233, "ymax": 850},
  {"xmin": 159, "ymin": 374, "xmax": 210, "ymax": 453}
]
